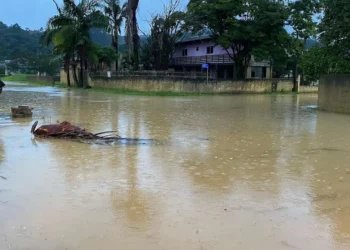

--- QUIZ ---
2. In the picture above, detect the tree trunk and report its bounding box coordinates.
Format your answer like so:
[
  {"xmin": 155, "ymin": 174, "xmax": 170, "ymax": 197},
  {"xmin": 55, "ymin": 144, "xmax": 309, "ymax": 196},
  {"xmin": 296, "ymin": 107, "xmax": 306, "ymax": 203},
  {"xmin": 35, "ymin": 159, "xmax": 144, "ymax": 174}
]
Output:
[
  {"xmin": 293, "ymin": 60, "xmax": 298, "ymax": 92},
  {"xmin": 132, "ymin": 9, "xmax": 139, "ymax": 70},
  {"xmin": 72, "ymin": 64, "xmax": 79, "ymax": 86},
  {"xmin": 66, "ymin": 68, "xmax": 71, "ymax": 87},
  {"xmin": 65, "ymin": 62, "xmax": 71, "ymax": 87},
  {"xmin": 233, "ymin": 60, "xmax": 246, "ymax": 80},
  {"xmin": 113, "ymin": 27, "xmax": 119, "ymax": 72},
  {"xmin": 64, "ymin": 56, "xmax": 71, "ymax": 87},
  {"xmin": 80, "ymin": 57, "xmax": 84, "ymax": 88}
]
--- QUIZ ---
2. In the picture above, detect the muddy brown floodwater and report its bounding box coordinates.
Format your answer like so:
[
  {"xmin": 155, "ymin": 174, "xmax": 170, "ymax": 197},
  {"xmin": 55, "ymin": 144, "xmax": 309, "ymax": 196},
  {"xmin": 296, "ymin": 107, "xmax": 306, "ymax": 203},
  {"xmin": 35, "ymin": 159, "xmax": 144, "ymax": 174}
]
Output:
[{"xmin": 1, "ymin": 82, "xmax": 350, "ymax": 250}]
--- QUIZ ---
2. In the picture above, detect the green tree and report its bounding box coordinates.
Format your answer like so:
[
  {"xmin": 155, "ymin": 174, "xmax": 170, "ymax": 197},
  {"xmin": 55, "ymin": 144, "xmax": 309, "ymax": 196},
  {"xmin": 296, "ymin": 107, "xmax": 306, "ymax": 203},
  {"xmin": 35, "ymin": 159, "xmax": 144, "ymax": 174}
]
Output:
[
  {"xmin": 43, "ymin": 0, "xmax": 108, "ymax": 87},
  {"xmin": 187, "ymin": 0, "xmax": 289, "ymax": 79},
  {"xmin": 300, "ymin": 0, "xmax": 350, "ymax": 81},
  {"xmin": 301, "ymin": 46, "xmax": 350, "ymax": 82},
  {"xmin": 41, "ymin": 23, "xmax": 74, "ymax": 87},
  {"xmin": 93, "ymin": 45, "xmax": 118, "ymax": 71},
  {"xmin": 140, "ymin": 36, "xmax": 153, "ymax": 70},
  {"xmin": 319, "ymin": 0, "xmax": 350, "ymax": 57},
  {"xmin": 6, "ymin": 58, "xmax": 29, "ymax": 74},
  {"xmin": 288, "ymin": 0, "xmax": 320, "ymax": 89},
  {"xmin": 103, "ymin": 0, "xmax": 127, "ymax": 72},
  {"xmin": 33, "ymin": 54, "xmax": 62, "ymax": 84},
  {"xmin": 142, "ymin": 0, "xmax": 185, "ymax": 70}
]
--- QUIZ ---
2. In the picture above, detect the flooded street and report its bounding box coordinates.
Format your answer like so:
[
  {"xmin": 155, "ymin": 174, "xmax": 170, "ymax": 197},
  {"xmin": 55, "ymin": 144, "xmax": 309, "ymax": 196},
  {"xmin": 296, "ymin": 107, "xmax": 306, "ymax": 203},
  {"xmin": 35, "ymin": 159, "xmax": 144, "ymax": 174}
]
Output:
[{"xmin": 1, "ymin": 82, "xmax": 350, "ymax": 250}]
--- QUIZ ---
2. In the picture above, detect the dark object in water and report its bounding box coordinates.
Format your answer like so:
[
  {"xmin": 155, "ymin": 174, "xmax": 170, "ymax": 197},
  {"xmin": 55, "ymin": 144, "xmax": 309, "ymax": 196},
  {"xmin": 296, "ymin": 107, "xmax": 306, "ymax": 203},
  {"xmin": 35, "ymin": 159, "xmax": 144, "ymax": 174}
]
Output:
[
  {"xmin": 11, "ymin": 105, "xmax": 33, "ymax": 118},
  {"xmin": 31, "ymin": 121, "xmax": 121, "ymax": 140},
  {"xmin": 0, "ymin": 80, "xmax": 5, "ymax": 94}
]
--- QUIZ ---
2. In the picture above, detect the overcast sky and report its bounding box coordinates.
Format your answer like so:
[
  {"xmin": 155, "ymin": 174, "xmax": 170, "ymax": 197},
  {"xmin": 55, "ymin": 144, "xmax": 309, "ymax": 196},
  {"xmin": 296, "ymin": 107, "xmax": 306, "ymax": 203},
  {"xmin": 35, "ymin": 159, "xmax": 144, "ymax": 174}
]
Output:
[{"xmin": 0, "ymin": 0, "xmax": 189, "ymax": 33}]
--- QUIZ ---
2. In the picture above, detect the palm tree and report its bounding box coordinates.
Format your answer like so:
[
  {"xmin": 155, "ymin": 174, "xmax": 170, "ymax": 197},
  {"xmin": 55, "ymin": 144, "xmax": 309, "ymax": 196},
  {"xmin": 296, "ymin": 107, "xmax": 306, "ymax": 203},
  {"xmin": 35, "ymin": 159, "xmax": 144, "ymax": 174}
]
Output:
[
  {"xmin": 41, "ymin": 2, "xmax": 74, "ymax": 87},
  {"xmin": 43, "ymin": 0, "xmax": 108, "ymax": 87},
  {"xmin": 126, "ymin": 0, "xmax": 140, "ymax": 70},
  {"xmin": 104, "ymin": 0, "xmax": 127, "ymax": 72}
]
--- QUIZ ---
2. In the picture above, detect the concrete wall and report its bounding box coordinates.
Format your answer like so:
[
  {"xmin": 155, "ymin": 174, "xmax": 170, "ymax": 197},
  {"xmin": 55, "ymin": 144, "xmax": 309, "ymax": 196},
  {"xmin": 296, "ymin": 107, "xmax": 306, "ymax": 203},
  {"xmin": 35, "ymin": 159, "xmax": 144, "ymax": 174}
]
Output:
[
  {"xmin": 59, "ymin": 69, "xmax": 319, "ymax": 95},
  {"xmin": 87, "ymin": 76, "xmax": 295, "ymax": 94},
  {"xmin": 60, "ymin": 69, "xmax": 75, "ymax": 85},
  {"xmin": 276, "ymin": 80, "xmax": 294, "ymax": 92},
  {"xmin": 319, "ymin": 75, "xmax": 350, "ymax": 113},
  {"xmin": 300, "ymin": 85, "xmax": 318, "ymax": 93}
]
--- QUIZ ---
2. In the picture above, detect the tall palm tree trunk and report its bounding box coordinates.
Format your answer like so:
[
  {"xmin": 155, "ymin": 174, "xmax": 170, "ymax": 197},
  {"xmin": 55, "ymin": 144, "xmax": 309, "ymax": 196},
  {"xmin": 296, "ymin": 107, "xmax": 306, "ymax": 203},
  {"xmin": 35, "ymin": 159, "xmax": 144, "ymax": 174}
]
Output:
[
  {"xmin": 127, "ymin": 0, "xmax": 139, "ymax": 70},
  {"xmin": 132, "ymin": 8, "xmax": 139, "ymax": 70},
  {"xmin": 80, "ymin": 57, "xmax": 84, "ymax": 87},
  {"xmin": 64, "ymin": 56, "xmax": 71, "ymax": 87},
  {"xmin": 113, "ymin": 28, "xmax": 119, "ymax": 72},
  {"xmin": 72, "ymin": 64, "xmax": 79, "ymax": 86},
  {"xmin": 66, "ymin": 65, "xmax": 71, "ymax": 87}
]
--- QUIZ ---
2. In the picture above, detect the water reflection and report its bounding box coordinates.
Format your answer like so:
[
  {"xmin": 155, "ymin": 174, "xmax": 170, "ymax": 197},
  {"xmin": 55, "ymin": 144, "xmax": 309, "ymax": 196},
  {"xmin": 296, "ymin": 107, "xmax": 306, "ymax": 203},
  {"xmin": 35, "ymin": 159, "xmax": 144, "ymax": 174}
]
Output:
[{"xmin": 0, "ymin": 139, "xmax": 4, "ymax": 165}]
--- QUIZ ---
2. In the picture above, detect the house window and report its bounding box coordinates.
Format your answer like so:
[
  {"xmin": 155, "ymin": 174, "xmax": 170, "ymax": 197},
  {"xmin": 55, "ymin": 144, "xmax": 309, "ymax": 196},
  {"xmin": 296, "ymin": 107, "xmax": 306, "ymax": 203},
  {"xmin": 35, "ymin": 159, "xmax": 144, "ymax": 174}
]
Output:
[
  {"xmin": 182, "ymin": 49, "xmax": 188, "ymax": 56},
  {"xmin": 196, "ymin": 47, "xmax": 199, "ymax": 51},
  {"xmin": 207, "ymin": 46, "xmax": 214, "ymax": 54}
]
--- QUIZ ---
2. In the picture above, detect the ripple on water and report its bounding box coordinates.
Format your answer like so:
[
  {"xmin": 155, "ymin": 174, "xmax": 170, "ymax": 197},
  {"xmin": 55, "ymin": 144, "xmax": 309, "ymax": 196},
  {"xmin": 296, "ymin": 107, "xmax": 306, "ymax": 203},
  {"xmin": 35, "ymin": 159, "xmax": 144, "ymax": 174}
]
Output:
[{"xmin": 0, "ymin": 115, "xmax": 15, "ymax": 127}]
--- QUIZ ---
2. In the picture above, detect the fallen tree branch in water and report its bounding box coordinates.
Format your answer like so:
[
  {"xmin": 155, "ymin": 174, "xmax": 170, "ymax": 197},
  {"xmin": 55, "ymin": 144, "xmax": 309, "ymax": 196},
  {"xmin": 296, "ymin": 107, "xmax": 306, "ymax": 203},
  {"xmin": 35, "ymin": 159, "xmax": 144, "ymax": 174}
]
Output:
[{"xmin": 31, "ymin": 121, "xmax": 121, "ymax": 140}]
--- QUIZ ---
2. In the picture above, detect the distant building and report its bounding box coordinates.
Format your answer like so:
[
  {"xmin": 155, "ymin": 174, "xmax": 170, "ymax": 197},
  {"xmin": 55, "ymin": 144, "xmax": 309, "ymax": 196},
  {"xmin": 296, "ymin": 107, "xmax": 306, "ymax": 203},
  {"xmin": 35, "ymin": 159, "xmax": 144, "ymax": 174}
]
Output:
[{"xmin": 171, "ymin": 29, "xmax": 272, "ymax": 79}]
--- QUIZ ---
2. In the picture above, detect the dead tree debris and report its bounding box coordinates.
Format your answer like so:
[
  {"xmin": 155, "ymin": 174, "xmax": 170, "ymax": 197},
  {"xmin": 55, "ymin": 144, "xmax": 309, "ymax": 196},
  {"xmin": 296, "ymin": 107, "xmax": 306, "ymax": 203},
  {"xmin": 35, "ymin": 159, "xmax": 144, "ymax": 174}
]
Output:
[{"xmin": 31, "ymin": 121, "xmax": 121, "ymax": 140}]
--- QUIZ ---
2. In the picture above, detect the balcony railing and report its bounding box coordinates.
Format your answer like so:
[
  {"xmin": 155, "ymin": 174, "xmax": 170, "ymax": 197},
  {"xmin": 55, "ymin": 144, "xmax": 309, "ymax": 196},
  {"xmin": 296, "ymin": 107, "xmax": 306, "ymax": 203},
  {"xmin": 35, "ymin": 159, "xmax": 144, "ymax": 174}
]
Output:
[
  {"xmin": 171, "ymin": 55, "xmax": 270, "ymax": 67},
  {"xmin": 171, "ymin": 54, "xmax": 234, "ymax": 66}
]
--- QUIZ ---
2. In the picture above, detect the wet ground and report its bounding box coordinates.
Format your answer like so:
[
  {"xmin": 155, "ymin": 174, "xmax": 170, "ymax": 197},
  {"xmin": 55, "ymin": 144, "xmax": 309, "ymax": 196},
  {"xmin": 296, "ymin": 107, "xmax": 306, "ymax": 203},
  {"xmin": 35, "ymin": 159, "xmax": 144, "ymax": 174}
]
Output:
[{"xmin": 1, "ymin": 82, "xmax": 350, "ymax": 250}]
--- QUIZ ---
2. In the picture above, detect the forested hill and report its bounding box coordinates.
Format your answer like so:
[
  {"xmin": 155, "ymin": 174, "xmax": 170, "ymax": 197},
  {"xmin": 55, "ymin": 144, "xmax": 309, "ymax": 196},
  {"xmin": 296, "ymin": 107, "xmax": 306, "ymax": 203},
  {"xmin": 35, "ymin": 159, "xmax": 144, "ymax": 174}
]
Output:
[
  {"xmin": 0, "ymin": 22, "xmax": 116, "ymax": 60},
  {"xmin": 0, "ymin": 22, "xmax": 146, "ymax": 61},
  {"xmin": 0, "ymin": 22, "xmax": 45, "ymax": 60}
]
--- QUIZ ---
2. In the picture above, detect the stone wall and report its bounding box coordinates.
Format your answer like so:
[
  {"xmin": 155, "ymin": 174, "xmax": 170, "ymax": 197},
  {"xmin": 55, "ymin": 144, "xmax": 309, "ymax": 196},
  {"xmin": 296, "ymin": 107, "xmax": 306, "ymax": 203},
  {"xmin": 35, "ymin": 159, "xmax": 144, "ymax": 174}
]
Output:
[{"xmin": 319, "ymin": 75, "xmax": 350, "ymax": 114}]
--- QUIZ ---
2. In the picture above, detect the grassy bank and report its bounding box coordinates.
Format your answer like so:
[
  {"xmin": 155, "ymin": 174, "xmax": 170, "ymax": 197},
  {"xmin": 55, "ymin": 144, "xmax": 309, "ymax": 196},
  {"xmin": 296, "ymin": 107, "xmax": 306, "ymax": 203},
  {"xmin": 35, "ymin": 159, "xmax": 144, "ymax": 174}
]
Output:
[
  {"xmin": 2, "ymin": 74, "xmax": 63, "ymax": 87},
  {"xmin": 2, "ymin": 74, "xmax": 34, "ymax": 82}
]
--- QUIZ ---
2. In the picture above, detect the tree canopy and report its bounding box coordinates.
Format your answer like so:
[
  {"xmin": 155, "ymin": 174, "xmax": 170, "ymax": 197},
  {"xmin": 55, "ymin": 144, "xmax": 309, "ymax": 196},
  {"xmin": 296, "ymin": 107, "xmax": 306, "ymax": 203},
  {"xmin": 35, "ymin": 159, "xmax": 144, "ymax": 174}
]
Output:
[
  {"xmin": 300, "ymin": 0, "xmax": 350, "ymax": 81},
  {"xmin": 141, "ymin": 0, "xmax": 185, "ymax": 70},
  {"xmin": 187, "ymin": 0, "xmax": 290, "ymax": 79}
]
